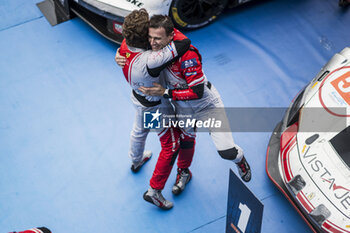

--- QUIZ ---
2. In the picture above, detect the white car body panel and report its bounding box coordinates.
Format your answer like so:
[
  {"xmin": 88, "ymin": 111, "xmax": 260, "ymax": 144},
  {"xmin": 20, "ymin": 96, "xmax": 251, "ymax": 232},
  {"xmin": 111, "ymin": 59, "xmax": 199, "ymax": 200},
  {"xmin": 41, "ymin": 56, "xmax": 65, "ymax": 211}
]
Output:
[
  {"xmin": 81, "ymin": 0, "xmax": 171, "ymax": 17},
  {"xmin": 39, "ymin": 0, "xmax": 254, "ymax": 44},
  {"xmin": 81, "ymin": 0, "xmax": 253, "ymax": 17},
  {"xmin": 278, "ymin": 47, "xmax": 350, "ymax": 232}
]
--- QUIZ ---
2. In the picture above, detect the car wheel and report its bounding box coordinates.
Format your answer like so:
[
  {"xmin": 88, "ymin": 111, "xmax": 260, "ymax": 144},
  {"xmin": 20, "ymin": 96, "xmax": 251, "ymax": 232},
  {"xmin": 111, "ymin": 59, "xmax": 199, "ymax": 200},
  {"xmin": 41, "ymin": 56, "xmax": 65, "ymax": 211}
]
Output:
[
  {"xmin": 339, "ymin": 0, "xmax": 350, "ymax": 7},
  {"xmin": 169, "ymin": 0, "xmax": 228, "ymax": 30}
]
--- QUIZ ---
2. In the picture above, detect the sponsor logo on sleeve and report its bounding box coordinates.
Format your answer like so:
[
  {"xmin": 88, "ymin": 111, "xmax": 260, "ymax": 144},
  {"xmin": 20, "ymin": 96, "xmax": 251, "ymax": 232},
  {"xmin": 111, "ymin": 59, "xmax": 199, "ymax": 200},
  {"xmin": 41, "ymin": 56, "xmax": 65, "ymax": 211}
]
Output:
[
  {"xmin": 185, "ymin": 71, "xmax": 197, "ymax": 76},
  {"xmin": 166, "ymin": 44, "xmax": 174, "ymax": 52},
  {"xmin": 181, "ymin": 58, "xmax": 198, "ymax": 69}
]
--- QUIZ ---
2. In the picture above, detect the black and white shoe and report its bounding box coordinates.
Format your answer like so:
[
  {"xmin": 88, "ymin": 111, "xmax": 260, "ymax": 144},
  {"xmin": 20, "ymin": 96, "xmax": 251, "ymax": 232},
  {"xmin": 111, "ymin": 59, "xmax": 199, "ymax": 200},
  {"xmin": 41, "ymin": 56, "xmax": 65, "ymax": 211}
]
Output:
[
  {"xmin": 143, "ymin": 187, "xmax": 173, "ymax": 210},
  {"xmin": 235, "ymin": 156, "xmax": 251, "ymax": 182},
  {"xmin": 131, "ymin": 150, "xmax": 152, "ymax": 173},
  {"xmin": 172, "ymin": 168, "xmax": 192, "ymax": 195}
]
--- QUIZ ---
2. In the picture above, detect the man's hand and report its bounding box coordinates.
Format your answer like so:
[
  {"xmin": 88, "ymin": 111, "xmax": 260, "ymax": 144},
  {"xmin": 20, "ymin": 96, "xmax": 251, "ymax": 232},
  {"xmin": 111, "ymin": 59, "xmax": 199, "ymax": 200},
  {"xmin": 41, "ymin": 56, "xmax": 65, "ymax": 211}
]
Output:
[
  {"xmin": 139, "ymin": 83, "xmax": 166, "ymax": 96},
  {"xmin": 115, "ymin": 48, "xmax": 126, "ymax": 68}
]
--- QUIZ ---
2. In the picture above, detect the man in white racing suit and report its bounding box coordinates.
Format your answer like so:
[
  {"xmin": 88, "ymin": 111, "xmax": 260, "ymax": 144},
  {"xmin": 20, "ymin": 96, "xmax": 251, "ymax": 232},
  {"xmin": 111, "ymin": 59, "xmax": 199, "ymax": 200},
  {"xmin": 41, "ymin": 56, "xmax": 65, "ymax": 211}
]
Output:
[{"xmin": 117, "ymin": 9, "xmax": 193, "ymax": 210}]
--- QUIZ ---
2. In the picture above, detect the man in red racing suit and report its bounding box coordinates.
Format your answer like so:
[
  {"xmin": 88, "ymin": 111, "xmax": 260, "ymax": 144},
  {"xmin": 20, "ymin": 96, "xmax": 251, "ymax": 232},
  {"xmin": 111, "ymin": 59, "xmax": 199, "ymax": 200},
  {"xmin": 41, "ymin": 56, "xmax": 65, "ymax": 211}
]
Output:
[{"xmin": 139, "ymin": 15, "xmax": 252, "ymax": 183}]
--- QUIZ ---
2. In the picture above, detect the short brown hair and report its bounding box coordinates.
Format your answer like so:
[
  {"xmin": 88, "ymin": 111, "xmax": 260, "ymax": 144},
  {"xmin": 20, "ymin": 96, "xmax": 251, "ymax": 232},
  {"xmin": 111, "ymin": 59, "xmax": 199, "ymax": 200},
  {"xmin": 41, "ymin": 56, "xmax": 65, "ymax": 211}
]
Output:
[
  {"xmin": 122, "ymin": 8, "xmax": 149, "ymax": 49},
  {"xmin": 149, "ymin": 15, "xmax": 174, "ymax": 36}
]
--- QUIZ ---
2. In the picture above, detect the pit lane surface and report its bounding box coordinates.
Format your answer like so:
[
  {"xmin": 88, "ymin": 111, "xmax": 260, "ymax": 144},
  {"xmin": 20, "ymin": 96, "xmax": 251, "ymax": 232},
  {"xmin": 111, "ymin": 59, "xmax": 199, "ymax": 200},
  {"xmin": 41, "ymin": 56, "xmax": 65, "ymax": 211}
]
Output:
[{"xmin": 1, "ymin": 0, "xmax": 349, "ymax": 232}]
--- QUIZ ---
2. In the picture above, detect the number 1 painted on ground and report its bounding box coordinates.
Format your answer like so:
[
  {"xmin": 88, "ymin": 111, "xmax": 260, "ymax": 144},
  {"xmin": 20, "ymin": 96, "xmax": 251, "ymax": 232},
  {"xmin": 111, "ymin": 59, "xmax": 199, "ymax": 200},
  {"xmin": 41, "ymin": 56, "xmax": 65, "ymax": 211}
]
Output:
[{"xmin": 237, "ymin": 203, "xmax": 251, "ymax": 233}]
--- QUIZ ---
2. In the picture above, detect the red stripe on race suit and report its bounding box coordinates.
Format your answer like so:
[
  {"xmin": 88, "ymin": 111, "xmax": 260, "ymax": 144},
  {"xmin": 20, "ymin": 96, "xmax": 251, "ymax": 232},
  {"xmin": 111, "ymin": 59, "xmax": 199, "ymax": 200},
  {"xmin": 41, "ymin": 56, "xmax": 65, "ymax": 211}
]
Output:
[{"xmin": 127, "ymin": 53, "xmax": 142, "ymax": 85}]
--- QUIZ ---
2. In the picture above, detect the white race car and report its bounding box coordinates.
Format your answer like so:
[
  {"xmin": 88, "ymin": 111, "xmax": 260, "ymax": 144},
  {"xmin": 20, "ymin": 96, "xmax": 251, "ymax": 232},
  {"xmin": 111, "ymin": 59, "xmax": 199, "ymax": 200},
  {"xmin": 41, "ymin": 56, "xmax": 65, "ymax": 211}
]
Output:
[
  {"xmin": 266, "ymin": 47, "xmax": 350, "ymax": 233},
  {"xmin": 37, "ymin": 0, "xmax": 252, "ymax": 43}
]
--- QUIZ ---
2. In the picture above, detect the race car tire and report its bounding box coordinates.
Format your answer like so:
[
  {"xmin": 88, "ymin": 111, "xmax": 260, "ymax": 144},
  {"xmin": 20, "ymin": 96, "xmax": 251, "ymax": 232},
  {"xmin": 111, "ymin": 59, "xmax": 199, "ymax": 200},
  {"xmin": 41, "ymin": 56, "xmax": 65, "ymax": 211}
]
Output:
[
  {"xmin": 339, "ymin": 0, "xmax": 350, "ymax": 7},
  {"xmin": 169, "ymin": 0, "xmax": 228, "ymax": 30}
]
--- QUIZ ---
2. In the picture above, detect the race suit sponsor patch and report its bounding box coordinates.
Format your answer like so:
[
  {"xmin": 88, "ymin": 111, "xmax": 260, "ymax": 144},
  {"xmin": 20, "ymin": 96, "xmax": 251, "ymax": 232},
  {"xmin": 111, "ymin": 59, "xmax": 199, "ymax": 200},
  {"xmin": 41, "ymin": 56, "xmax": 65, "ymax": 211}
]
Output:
[
  {"xmin": 185, "ymin": 71, "xmax": 197, "ymax": 76},
  {"xmin": 181, "ymin": 58, "xmax": 198, "ymax": 69}
]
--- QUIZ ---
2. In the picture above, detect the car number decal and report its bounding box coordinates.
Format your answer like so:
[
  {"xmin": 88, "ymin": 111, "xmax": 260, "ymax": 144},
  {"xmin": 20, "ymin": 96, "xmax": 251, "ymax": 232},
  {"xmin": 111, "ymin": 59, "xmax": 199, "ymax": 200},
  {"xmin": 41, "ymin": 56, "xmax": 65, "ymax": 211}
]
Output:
[{"xmin": 331, "ymin": 70, "xmax": 350, "ymax": 105}]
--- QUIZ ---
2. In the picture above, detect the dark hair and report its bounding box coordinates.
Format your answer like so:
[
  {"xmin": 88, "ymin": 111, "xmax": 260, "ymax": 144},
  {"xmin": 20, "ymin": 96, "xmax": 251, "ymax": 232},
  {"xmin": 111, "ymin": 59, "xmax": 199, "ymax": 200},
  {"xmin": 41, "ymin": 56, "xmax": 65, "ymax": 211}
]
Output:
[
  {"xmin": 122, "ymin": 9, "xmax": 149, "ymax": 49},
  {"xmin": 149, "ymin": 15, "xmax": 174, "ymax": 36}
]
